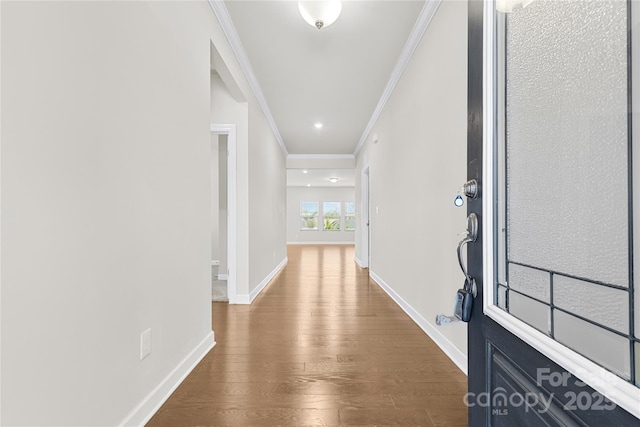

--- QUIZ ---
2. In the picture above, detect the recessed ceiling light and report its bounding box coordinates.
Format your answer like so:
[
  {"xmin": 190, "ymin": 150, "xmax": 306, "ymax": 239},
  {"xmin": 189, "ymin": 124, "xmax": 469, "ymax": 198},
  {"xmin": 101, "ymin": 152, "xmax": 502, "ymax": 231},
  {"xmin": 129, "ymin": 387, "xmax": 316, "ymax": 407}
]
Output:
[
  {"xmin": 302, "ymin": 170, "xmax": 308, "ymax": 174},
  {"xmin": 329, "ymin": 177, "xmax": 338, "ymax": 183},
  {"xmin": 307, "ymin": 184, "xmax": 311, "ymax": 187},
  {"xmin": 314, "ymin": 123, "xmax": 323, "ymax": 129}
]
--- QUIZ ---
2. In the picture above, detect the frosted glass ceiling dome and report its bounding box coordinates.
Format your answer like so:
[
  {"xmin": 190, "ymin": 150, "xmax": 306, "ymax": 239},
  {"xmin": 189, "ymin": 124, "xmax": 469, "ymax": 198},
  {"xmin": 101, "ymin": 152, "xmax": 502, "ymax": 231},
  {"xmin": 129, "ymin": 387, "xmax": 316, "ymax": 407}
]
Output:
[{"xmin": 298, "ymin": 0, "xmax": 342, "ymax": 30}]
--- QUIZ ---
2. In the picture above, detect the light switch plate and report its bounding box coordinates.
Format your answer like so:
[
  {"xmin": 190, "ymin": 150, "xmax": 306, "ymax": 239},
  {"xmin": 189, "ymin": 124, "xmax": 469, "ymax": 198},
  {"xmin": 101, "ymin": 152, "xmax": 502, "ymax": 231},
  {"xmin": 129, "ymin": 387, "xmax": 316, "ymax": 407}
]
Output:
[{"xmin": 140, "ymin": 328, "xmax": 152, "ymax": 360}]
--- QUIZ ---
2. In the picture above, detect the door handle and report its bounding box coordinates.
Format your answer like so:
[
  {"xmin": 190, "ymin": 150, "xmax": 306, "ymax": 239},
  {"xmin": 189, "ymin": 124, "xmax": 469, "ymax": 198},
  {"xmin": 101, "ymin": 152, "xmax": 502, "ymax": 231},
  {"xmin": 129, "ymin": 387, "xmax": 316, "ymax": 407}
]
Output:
[
  {"xmin": 457, "ymin": 236, "xmax": 473, "ymax": 281},
  {"xmin": 436, "ymin": 212, "xmax": 479, "ymax": 326},
  {"xmin": 457, "ymin": 213, "xmax": 478, "ymax": 281},
  {"xmin": 457, "ymin": 213, "xmax": 478, "ymax": 298}
]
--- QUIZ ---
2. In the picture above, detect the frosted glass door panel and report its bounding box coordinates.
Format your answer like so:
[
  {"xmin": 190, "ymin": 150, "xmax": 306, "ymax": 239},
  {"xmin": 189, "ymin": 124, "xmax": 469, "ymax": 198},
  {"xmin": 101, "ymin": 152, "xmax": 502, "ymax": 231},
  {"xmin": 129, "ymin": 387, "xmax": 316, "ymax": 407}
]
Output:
[
  {"xmin": 554, "ymin": 311, "xmax": 630, "ymax": 379},
  {"xmin": 497, "ymin": 0, "xmax": 636, "ymax": 388},
  {"xmin": 506, "ymin": 0, "xmax": 629, "ymax": 287},
  {"xmin": 509, "ymin": 292, "xmax": 549, "ymax": 334},
  {"xmin": 553, "ymin": 275, "xmax": 628, "ymax": 334},
  {"xmin": 508, "ymin": 263, "xmax": 550, "ymax": 303}
]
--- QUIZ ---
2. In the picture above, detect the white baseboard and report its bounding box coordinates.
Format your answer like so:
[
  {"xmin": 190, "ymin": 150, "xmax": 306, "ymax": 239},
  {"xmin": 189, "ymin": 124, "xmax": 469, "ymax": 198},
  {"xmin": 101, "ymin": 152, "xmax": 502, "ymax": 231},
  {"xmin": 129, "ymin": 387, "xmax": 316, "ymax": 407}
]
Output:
[
  {"xmin": 232, "ymin": 257, "xmax": 288, "ymax": 305},
  {"xmin": 369, "ymin": 270, "xmax": 468, "ymax": 375},
  {"xmin": 120, "ymin": 331, "xmax": 215, "ymax": 426},
  {"xmin": 287, "ymin": 241, "xmax": 355, "ymax": 245},
  {"xmin": 354, "ymin": 256, "xmax": 366, "ymax": 268},
  {"xmin": 250, "ymin": 257, "xmax": 287, "ymax": 302},
  {"xmin": 231, "ymin": 293, "xmax": 251, "ymax": 304},
  {"xmin": 217, "ymin": 274, "xmax": 228, "ymax": 280},
  {"xmin": 211, "ymin": 260, "xmax": 219, "ymax": 266}
]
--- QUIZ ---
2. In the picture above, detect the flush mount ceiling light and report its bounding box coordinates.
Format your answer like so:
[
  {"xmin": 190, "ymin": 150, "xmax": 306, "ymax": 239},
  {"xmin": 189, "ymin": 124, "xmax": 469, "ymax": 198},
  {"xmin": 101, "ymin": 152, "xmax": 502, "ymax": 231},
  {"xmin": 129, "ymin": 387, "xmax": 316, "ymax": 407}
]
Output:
[
  {"xmin": 298, "ymin": 0, "xmax": 342, "ymax": 30},
  {"xmin": 329, "ymin": 177, "xmax": 339, "ymax": 183},
  {"xmin": 314, "ymin": 122, "xmax": 323, "ymax": 129},
  {"xmin": 302, "ymin": 170, "xmax": 308, "ymax": 174}
]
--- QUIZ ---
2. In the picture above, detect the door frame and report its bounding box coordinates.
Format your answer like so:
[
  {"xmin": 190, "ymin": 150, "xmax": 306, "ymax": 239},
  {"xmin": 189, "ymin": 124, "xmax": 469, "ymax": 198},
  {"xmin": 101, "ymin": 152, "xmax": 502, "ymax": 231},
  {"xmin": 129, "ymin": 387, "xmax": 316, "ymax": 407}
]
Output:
[
  {"xmin": 360, "ymin": 166, "xmax": 370, "ymax": 268},
  {"xmin": 210, "ymin": 124, "xmax": 237, "ymax": 304},
  {"xmin": 475, "ymin": 0, "xmax": 640, "ymax": 418}
]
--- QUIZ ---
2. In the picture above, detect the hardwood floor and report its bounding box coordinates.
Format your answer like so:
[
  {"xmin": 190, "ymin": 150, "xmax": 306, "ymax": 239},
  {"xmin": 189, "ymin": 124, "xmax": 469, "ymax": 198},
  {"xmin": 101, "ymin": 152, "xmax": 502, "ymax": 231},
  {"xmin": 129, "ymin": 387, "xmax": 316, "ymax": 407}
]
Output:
[{"xmin": 147, "ymin": 245, "xmax": 468, "ymax": 426}]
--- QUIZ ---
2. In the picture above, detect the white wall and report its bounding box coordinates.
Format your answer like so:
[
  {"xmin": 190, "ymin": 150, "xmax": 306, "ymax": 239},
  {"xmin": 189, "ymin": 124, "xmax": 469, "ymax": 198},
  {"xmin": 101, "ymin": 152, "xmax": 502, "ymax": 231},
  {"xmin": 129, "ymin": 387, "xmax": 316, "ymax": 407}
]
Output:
[
  {"xmin": 210, "ymin": 73, "xmax": 250, "ymax": 298},
  {"xmin": 210, "ymin": 73, "xmax": 288, "ymax": 301},
  {"xmin": 248, "ymin": 103, "xmax": 288, "ymax": 291},
  {"xmin": 355, "ymin": 0, "xmax": 469, "ymax": 367},
  {"xmin": 1, "ymin": 1, "xmax": 286, "ymax": 425},
  {"xmin": 287, "ymin": 187, "xmax": 356, "ymax": 244}
]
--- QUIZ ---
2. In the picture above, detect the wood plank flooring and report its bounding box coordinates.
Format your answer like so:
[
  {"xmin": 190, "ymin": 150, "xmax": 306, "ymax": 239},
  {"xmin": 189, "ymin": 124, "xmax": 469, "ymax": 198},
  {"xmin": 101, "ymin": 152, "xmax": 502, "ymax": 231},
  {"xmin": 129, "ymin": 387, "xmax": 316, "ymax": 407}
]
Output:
[{"xmin": 147, "ymin": 244, "xmax": 468, "ymax": 426}]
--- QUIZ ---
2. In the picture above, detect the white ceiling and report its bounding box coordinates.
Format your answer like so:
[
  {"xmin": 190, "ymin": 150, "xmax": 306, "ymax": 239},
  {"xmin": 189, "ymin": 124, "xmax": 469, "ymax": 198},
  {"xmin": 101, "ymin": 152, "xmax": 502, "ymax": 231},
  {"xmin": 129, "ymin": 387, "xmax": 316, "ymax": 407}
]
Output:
[
  {"xmin": 223, "ymin": 0, "xmax": 427, "ymax": 155},
  {"xmin": 287, "ymin": 168, "xmax": 355, "ymax": 187}
]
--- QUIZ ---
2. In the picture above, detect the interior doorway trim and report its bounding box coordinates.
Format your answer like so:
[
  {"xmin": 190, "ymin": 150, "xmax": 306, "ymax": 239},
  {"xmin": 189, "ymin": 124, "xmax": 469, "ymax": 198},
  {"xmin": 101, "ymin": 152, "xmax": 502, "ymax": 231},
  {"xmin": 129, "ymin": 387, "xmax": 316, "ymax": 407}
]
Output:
[
  {"xmin": 210, "ymin": 124, "xmax": 237, "ymax": 304},
  {"xmin": 359, "ymin": 165, "xmax": 370, "ymax": 269}
]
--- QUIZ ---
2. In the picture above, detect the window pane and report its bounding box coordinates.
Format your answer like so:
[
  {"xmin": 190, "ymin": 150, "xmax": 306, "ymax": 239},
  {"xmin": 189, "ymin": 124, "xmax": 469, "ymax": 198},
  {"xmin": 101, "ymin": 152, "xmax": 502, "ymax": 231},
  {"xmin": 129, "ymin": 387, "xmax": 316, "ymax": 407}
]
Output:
[
  {"xmin": 323, "ymin": 201, "xmax": 341, "ymax": 231},
  {"xmin": 508, "ymin": 292, "xmax": 549, "ymax": 335},
  {"xmin": 554, "ymin": 275, "xmax": 629, "ymax": 334},
  {"xmin": 345, "ymin": 201, "xmax": 355, "ymax": 215},
  {"xmin": 300, "ymin": 201, "xmax": 318, "ymax": 231},
  {"xmin": 555, "ymin": 311, "xmax": 630, "ymax": 380},
  {"xmin": 508, "ymin": 263, "xmax": 550, "ymax": 303},
  {"xmin": 505, "ymin": 0, "xmax": 629, "ymax": 287},
  {"xmin": 345, "ymin": 201, "xmax": 356, "ymax": 231}
]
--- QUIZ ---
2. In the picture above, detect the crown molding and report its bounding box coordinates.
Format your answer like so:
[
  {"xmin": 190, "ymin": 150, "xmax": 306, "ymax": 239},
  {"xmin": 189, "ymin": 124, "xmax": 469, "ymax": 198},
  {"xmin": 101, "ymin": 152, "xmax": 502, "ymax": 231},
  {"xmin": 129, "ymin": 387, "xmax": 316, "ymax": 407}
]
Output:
[
  {"xmin": 353, "ymin": 0, "xmax": 442, "ymax": 157},
  {"xmin": 208, "ymin": 0, "xmax": 289, "ymax": 156},
  {"xmin": 287, "ymin": 154, "xmax": 355, "ymax": 160}
]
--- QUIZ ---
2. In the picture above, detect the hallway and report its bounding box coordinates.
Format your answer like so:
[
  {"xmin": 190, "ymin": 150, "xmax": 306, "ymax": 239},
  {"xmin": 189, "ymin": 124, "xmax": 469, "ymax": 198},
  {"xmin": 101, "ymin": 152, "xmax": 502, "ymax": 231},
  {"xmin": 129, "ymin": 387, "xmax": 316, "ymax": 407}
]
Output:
[{"xmin": 147, "ymin": 245, "xmax": 468, "ymax": 426}]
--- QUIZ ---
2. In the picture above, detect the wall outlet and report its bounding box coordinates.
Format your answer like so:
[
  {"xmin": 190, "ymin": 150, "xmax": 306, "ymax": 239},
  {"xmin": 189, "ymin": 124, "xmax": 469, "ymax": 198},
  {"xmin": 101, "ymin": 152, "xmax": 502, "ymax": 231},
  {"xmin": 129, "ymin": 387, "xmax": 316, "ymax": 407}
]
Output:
[{"xmin": 140, "ymin": 328, "xmax": 152, "ymax": 360}]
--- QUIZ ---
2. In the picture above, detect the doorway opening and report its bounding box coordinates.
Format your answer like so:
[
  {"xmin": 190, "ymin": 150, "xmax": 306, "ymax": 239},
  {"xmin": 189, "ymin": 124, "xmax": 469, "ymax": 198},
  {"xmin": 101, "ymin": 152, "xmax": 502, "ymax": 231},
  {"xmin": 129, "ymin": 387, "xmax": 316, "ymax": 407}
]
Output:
[
  {"xmin": 210, "ymin": 125, "xmax": 237, "ymax": 304},
  {"xmin": 210, "ymin": 133, "xmax": 229, "ymax": 301}
]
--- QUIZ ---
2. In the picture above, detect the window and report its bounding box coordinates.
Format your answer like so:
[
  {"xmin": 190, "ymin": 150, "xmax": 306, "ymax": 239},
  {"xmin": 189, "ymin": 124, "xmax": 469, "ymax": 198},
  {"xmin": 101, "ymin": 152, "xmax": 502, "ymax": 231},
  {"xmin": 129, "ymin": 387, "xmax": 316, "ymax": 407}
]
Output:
[
  {"xmin": 345, "ymin": 202, "xmax": 356, "ymax": 231},
  {"xmin": 300, "ymin": 202, "xmax": 318, "ymax": 230},
  {"xmin": 322, "ymin": 201, "xmax": 341, "ymax": 231}
]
